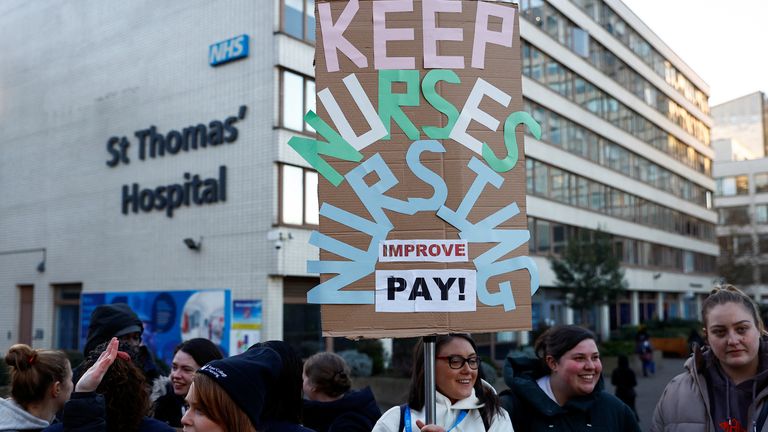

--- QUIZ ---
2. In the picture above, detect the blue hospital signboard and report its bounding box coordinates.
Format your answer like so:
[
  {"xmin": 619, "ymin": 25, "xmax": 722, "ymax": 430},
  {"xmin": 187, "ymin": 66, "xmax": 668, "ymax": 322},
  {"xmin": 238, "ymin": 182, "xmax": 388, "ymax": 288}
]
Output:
[
  {"xmin": 209, "ymin": 34, "xmax": 249, "ymax": 66},
  {"xmin": 81, "ymin": 289, "xmax": 231, "ymax": 364}
]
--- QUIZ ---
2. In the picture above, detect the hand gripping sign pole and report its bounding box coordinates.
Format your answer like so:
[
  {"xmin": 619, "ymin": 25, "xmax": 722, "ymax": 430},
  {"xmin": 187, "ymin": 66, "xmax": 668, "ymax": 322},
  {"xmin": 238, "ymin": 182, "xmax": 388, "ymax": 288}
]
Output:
[{"xmin": 423, "ymin": 336, "xmax": 437, "ymax": 424}]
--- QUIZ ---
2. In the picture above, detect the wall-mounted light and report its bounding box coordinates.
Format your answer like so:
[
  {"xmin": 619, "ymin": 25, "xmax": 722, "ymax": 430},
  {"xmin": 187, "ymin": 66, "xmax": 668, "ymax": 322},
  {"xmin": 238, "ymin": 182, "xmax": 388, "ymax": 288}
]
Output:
[
  {"xmin": 184, "ymin": 237, "xmax": 203, "ymax": 251},
  {"xmin": 0, "ymin": 247, "xmax": 46, "ymax": 273}
]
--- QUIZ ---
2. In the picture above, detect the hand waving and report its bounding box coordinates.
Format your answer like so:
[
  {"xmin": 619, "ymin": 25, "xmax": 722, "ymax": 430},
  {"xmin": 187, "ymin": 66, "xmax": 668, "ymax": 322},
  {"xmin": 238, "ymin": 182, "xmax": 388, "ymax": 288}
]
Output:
[{"xmin": 75, "ymin": 337, "xmax": 120, "ymax": 393}]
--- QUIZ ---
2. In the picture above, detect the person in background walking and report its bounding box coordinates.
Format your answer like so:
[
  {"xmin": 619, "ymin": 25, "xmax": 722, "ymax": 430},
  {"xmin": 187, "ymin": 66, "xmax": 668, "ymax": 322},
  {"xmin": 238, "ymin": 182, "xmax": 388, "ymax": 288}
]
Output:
[
  {"xmin": 0, "ymin": 344, "xmax": 73, "ymax": 431},
  {"xmin": 652, "ymin": 285, "xmax": 768, "ymax": 432},
  {"xmin": 638, "ymin": 335, "xmax": 656, "ymax": 377},
  {"xmin": 151, "ymin": 338, "xmax": 223, "ymax": 428},
  {"xmin": 302, "ymin": 352, "xmax": 381, "ymax": 432},
  {"xmin": 372, "ymin": 333, "xmax": 512, "ymax": 432},
  {"xmin": 610, "ymin": 354, "xmax": 638, "ymax": 419},
  {"xmin": 500, "ymin": 325, "xmax": 641, "ymax": 432}
]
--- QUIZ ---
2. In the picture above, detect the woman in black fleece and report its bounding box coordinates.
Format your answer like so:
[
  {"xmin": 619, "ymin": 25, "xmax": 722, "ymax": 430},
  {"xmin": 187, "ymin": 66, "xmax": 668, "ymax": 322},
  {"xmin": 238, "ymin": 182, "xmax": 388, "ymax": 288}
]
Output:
[{"xmin": 302, "ymin": 352, "xmax": 381, "ymax": 432}]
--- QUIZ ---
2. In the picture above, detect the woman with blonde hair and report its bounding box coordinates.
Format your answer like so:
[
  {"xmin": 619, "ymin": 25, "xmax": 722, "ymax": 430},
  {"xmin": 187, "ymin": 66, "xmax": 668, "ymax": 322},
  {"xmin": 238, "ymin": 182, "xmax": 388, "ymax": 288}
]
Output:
[
  {"xmin": 0, "ymin": 344, "xmax": 72, "ymax": 431},
  {"xmin": 652, "ymin": 284, "xmax": 768, "ymax": 431}
]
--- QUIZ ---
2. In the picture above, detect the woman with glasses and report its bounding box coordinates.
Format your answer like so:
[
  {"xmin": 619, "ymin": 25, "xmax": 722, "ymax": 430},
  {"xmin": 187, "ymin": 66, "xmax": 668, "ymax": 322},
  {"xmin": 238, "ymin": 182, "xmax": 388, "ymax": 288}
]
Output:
[
  {"xmin": 500, "ymin": 325, "xmax": 640, "ymax": 431},
  {"xmin": 372, "ymin": 333, "xmax": 512, "ymax": 432}
]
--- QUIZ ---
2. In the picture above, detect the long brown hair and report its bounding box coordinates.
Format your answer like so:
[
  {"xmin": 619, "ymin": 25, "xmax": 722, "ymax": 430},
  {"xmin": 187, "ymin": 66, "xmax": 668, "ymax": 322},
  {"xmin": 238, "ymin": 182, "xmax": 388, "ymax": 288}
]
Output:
[
  {"xmin": 4, "ymin": 344, "xmax": 70, "ymax": 409},
  {"xmin": 82, "ymin": 341, "xmax": 148, "ymax": 432},
  {"xmin": 192, "ymin": 373, "xmax": 257, "ymax": 432}
]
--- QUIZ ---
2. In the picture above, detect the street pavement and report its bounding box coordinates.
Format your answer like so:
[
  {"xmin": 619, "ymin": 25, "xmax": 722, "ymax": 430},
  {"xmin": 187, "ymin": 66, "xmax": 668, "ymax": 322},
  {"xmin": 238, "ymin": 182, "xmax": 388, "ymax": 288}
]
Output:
[{"xmin": 604, "ymin": 356, "xmax": 689, "ymax": 432}]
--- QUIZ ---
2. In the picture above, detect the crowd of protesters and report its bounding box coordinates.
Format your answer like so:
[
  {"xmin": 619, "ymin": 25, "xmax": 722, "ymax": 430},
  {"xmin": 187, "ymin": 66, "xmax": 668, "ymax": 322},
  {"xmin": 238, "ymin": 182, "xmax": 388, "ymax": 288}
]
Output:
[{"xmin": 2, "ymin": 283, "xmax": 767, "ymax": 431}]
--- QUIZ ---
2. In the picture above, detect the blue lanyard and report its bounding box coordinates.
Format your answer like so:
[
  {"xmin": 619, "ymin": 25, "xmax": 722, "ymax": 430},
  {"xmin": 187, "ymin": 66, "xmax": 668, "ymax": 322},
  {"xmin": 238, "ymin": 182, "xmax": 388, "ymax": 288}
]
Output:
[{"xmin": 404, "ymin": 406, "xmax": 468, "ymax": 432}]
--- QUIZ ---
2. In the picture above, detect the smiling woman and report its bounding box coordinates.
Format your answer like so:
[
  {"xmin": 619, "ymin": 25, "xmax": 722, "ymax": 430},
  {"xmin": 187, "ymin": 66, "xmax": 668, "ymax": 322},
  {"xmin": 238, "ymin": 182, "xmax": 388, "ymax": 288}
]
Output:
[
  {"xmin": 372, "ymin": 334, "xmax": 512, "ymax": 432},
  {"xmin": 500, "ymin": 325, "xmax": 640, "ymax": 432},
  {"xmin": 151, "ymin": 338, "xmax": 223, "ymax": 428}
]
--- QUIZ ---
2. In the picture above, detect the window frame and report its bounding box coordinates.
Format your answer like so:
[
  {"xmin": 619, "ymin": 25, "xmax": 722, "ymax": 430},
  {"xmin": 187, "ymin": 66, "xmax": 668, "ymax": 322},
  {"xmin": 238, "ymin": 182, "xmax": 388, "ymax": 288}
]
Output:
[
  {"xmin": 280, "ymin": 0, "xmax": 316, "ymax": 44},
  {"xmin": 279, "ymin": 68, "xmax": 316, "ymax": 134},
  {"xmin": 277, "ymin": 163, "xmax": 319, "ymax": 228}
]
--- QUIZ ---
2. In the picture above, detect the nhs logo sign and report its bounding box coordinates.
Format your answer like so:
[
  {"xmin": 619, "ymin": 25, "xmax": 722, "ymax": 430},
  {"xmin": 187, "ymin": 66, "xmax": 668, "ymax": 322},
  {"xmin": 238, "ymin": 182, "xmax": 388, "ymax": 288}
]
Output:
[{"xmin": 209, "ymin": 34, "xmax": 249, "ymax": 66}]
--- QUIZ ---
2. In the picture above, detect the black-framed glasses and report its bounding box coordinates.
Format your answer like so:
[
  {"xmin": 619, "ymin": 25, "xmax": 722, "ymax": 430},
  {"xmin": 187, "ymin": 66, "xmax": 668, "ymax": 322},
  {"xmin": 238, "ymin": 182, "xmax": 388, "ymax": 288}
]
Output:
[{"xmin": 436, "ymin": 355, "xmax": 480, "ymax": 370}]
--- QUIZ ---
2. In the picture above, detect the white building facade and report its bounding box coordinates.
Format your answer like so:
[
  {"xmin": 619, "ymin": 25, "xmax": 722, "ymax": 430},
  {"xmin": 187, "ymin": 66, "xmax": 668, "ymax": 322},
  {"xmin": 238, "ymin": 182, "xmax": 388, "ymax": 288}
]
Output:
[{"xmin": 0, "ymin": 0, "xmax": 717, "ymax": 357}]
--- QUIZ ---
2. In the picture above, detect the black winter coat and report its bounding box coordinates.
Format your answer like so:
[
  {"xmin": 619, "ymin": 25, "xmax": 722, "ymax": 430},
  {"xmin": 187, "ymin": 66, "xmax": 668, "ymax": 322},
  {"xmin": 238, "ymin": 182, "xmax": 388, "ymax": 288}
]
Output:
[
  {"xmin": 43, "ymin": 392, "xmax": 174, "ymax": 432},
  {"xmin": 500, "ymin": 355, "xmax": 640, "ymax": 432},
  {"xmin": 302, "ymin": 387, "xmax": 382, "ymax": 432}
]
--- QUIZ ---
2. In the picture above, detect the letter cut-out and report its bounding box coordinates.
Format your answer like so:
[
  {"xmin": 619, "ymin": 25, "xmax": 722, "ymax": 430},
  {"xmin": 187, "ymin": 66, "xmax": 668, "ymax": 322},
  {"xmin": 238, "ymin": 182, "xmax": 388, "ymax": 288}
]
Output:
[
  {"xmin": 318, "ymin": 73, "xmax": 387, "ymax": 151},
  {"xmin": 449, "ymin": 78, "xmax": 511, "ymax": 155},
  {"xmin": 307, "ymin": 203, "xmax": 390, "ymax": 304},
  {"xmin": 438, "ymin": 157, "xmax": 539, "ymax": 311},
  {"xmin": 373, "ymin": 0, "xmax": 416, "ymax": 70},
  {"xmin": 482, "ymin": 111, "xmax": 541, "ymax": 173},
  {"xmin": 318, "ymin": 0, "xmax": 368, "ymax": 72},
  {"xmin": 471, "ymin": 1, "xmax": 516, "ymax": 69},
  {"xmin": 287, "ymin": 111, "xmax": 363, "ymax": 187},
  {"xmin": 422, "ymin": 0, "xmax": 464, "ymax": 69}
]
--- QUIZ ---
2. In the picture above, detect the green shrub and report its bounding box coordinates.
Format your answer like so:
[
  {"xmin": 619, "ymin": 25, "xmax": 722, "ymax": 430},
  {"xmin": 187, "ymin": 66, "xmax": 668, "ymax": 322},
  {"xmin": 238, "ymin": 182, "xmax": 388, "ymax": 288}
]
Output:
[{"xmin": 599, "ymin": 340, "xmax": 636, "ymax": 357}]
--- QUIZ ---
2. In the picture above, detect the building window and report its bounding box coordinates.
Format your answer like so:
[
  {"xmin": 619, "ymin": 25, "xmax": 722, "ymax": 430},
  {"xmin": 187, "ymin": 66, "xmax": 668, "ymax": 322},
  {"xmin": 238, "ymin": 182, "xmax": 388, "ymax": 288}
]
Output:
[
  {"xmin": 716, "ymin": 175, "xmax": 749, "ymax": 196},
  {"xmin": 280, "ymin": 69, "xmax": 315, "ymax": 133},
  {"xmin": 755, "ymin": 173, "xmax": 768, "ymax": 194},
  {"xmin": 279, "ymin": 164, "xmax": 319, "ymax": 227},
  {"xmin": 718, "ymin": 206, "xmax": 750, "ymax": 225},
  {"xmin": 756, "ymin": 204, "xmax": 768, "ymax": 224},
  {"xmin": 282, "ymin": 0, "xmax": 315, "ymax": 42},
  {"xmin": 283, "ymin": 277, "xmax": 322, "ymax": 357},
  {"xmin": 53, "ymin": 284, "xmax": 81, "ymax": 350}
]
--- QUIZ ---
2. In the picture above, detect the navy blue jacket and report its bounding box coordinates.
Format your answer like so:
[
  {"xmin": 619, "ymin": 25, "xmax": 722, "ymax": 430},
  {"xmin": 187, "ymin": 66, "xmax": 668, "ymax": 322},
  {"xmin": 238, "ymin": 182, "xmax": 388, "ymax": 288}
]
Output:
[{"xmin": 302, "ymin": 387, "xmax": 382, "ymax": 432}]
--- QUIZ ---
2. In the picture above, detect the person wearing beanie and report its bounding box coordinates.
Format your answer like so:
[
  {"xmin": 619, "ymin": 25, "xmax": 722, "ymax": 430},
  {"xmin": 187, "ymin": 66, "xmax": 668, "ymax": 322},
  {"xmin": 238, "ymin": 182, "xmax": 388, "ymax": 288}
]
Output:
[
  {"xmin": 181, "ymin": 347, "xmax": 283, "ymax": 432},
  {"xmin": 83, "ymin": 303, "xmax": 144, "ymax": 356},
  {"xmin": 151, "ymin": 338, "xmax": 223, "ymax": 427},
  {"xmin": 78, "ymin": 303, "xmax": 160, "ymax": 388}
]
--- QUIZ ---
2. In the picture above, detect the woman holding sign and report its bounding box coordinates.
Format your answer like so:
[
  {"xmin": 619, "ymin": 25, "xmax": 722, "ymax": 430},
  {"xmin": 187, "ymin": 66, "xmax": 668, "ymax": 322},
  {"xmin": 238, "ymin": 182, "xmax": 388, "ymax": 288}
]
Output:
[
  {"xmin": 500, "ymin": 325, "xmax": 640, "ymax": 432},
  {"xmin": 372, "ymin": 334, "xmax": 512, "ymax": 432}
]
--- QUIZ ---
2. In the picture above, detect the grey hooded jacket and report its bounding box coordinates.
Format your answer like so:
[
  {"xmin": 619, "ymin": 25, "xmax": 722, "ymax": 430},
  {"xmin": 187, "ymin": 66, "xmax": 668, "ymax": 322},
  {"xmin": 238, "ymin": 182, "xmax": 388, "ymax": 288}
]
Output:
[
  {"xmin": 0, "ymin": 398, "xmax": 49, "ymax": 432},
  {"xmin": 651, "ymin": 342, "xmax": 768, "ymax": 432}
]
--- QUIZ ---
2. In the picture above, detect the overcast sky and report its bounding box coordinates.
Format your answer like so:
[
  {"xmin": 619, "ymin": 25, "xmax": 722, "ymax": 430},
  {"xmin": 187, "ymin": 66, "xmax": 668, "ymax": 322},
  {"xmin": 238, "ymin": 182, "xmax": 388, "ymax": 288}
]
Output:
[{"xmin": 621, "ymin": 0, "xmax": 768, "ymax": 106}]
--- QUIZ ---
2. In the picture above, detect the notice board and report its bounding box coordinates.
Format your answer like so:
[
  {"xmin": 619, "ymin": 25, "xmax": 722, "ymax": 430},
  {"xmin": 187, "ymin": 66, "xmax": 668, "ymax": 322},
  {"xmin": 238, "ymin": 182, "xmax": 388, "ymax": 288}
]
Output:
[{"xmin": 289, "ymin": 0, "xmax": 540, "ymax": 338}]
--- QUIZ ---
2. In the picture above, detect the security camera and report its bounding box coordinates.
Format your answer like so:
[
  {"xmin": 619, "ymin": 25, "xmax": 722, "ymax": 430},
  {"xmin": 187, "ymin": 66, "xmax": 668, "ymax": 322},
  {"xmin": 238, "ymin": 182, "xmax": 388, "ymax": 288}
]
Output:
[{"xmin": 275, "ymin": 240, "xmax": 283, "ymax": 250}]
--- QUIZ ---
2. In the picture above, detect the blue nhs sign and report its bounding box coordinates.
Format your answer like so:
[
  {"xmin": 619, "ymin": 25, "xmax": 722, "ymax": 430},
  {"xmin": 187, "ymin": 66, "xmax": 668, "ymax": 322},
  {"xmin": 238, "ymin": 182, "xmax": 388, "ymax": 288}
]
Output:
[{"xmin": 209, "ymin": 34, "xmax": 249, "ymax": 66}]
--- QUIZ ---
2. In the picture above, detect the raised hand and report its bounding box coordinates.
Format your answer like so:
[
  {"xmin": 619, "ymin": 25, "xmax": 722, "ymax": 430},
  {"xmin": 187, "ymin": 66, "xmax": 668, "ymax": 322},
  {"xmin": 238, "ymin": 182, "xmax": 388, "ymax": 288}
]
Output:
[{"xmin": 75, "ymin": 337, "xmax": 120, "ymax": 393}]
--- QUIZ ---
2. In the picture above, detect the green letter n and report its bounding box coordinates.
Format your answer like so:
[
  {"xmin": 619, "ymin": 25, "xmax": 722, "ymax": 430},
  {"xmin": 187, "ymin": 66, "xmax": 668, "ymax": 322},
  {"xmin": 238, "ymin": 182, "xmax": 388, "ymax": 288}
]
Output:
[{"xmin": 287, "ymin": 111, "xmax": 363, "ymax": 187}]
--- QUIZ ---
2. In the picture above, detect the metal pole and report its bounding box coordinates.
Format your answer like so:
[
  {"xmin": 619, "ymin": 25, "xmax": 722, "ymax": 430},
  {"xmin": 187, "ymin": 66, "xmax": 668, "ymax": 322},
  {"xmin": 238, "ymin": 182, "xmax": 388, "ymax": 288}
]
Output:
[{"xmin": 423, "ymin": 335, "xmax": 437, "ymax": 425}]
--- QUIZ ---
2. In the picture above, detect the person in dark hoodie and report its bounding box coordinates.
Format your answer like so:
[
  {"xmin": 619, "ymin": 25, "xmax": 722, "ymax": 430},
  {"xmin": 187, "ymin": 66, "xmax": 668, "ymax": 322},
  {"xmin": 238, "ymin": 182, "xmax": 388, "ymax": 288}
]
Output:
[
  {"xmin": 500, "ymin": 325, "xmax": 640, "ymax": 432},
  {"xmin": 79, "ymin": 303, "xmax": 159, "ymax": 386},
  {"xmin": 249, "ymin": 341, "xmax": 315, "ymax": 432},
  {"xmin": 651, "ymin": 285, "xmax": 768, "ymax": 432},
  {"xmin": 301, "ymin": 352, "xmax": 381, "ymax": 432}
]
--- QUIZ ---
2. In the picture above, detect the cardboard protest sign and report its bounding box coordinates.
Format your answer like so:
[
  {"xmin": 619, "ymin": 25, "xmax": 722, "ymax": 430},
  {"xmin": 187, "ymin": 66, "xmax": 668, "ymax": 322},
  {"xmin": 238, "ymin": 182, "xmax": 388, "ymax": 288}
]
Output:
[{"xmin": 289, "ymin": 0, "xmax": 540, "ymax": 338}]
